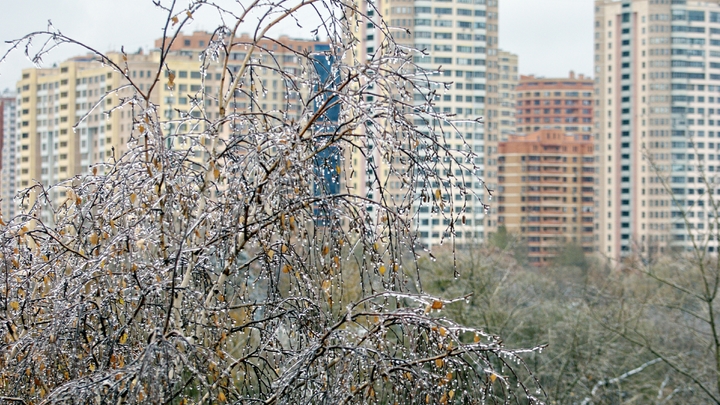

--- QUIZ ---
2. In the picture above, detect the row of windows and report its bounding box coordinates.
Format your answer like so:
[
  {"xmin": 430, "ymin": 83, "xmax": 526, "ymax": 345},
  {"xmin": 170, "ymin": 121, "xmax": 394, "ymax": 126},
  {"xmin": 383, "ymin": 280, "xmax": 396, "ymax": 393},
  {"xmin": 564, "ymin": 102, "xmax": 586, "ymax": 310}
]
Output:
[
  {"xmin": 519, "ymin": 92, "xmax": 593, "ymax": 98},
  {"xmin": 518, "ymin": 117, "xmax": 592, "ymax": 124},
  {"xmin": 517, "ymin": 108, "xmax": 592, "ymax": 114},
  {"xmin": 413, "ymin": 7, "xmax": 486, "ymax": 16},
  {"xmin": 414, "ymin": 32, "xmax": 486, "ymax": 41},
  {"xmin": 415, "ymin": 56, "xmax": 486, "ymax": 66},
  {"xmin": 420, "ymin": 44, "xmax": 485, "ymax": 53},
  {"xmin": 413, "ymin": 19, "xmax": 486, "ymax": 29}
]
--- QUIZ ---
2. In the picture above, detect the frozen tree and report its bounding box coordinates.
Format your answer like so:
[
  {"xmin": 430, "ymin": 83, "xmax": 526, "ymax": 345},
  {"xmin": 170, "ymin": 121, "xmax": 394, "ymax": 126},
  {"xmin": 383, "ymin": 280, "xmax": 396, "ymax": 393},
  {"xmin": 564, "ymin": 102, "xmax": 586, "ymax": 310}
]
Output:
[{"xmin": 0, "ymin": 1, "xmax": 543, "ymax": 403}]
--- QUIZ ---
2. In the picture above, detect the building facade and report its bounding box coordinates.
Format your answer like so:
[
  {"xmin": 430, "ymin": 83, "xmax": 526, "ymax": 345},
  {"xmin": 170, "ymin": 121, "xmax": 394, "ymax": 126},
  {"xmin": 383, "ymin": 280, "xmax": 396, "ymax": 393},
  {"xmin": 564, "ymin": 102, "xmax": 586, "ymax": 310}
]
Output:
[
  {"xmin": 0, "ymin": 90, "xmax": 16, "ymax": 220},
  {"xmin": 359, "ymin": 0, "xmax": 493, "ymax": 248},
  {"xmin": 595, "ymin": 0, "xmax": 720, "ymax": 260},
  {"xmin": 516, "ymin": 72, "xmax": 594, "ymax": 139},
  {"xmin": 15, "ymin": 53, "xmax": 158, "ymax": 221},
  {"xmin": 497, "ymin": 129, "xmax": 595, "ymax": 265},
  {"xmin": 484, "ymin": 49, "xmax": 519, "ymax": 239},
  {"xmin": 13, "ymin": 33, "xmax": 322, "ymax": 222}
]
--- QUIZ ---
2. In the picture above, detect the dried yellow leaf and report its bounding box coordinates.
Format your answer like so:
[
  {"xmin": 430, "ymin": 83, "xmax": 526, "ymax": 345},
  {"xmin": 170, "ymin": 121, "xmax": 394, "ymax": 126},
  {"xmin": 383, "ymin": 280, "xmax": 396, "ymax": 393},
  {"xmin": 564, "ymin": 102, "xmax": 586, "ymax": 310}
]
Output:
[
  {"xmin": 167, "ymin": 72, "xmax": 176, "ymax": 88},
  {"xmin": 435, "ymin": 359, "xmax": 443, "ymax": 368},
  {"xmin": 171, "ymin": 15, "xmax": 179, "ymax": 25},
  {"xmin": 130, "ymin": 193, "xmax": 137, "ymax": 204},
  {"xmin": 119, "ymin": 333, "xmax": 128, "ymax": 344},
  {"xmin": 9, "ymin": 301, "xmax": 19, "ymax": 311},
  {"xmin": 378, "ymin": 265, "xmax": 386, "ymax": 275},
  {"xmin": 431, "ymin": 300, "xmax": 443, "ymax": 310},
  {"xmin": 322, "ymin": 246, "xmax": 329, "ymax": 256}
]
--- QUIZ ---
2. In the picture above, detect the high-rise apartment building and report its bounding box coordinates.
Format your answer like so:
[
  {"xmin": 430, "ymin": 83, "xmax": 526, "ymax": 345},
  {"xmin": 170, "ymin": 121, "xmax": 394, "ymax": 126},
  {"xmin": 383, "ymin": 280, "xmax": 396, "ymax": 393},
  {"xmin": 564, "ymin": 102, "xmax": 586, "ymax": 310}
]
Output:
[
  {"xmin": 360, "ymin": 0, "xmax": 493, "ymax": 248},
  {"xmin": 484, "ymin": 49, "xmax": 518, "ymax": 238},
  {"xmin": 0, "ymin": 90, "xmax": 16, "ymax": 221},
  {"xmin": 15, "ymin": 52, "xmax": 158, "ymax": 220},
  {"xmin": 497, "ymin": 129, "xmax": 595, "ymax": 265},
  {"xmin": 515, "ymin": 72, "xmax": 594, "ymax": 140},
  {"xmin": 496, "ymin": 51, "xmax": 520, "ymax": 142},
  {"xmin": 595, "ymin": 0, "xmax": 720, "ymax": 260},
  {"xmin": 13, "ymin": 33, "xmax": 322, "ymax": 222}
]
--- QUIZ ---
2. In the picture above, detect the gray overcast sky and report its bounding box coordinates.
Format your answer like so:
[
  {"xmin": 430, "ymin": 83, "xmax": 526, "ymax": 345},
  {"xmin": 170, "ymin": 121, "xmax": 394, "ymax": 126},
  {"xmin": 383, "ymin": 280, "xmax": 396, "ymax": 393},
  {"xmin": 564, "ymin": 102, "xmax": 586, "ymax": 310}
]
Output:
[{"xmin": 0, "ymin": 0, "xmax": 594, "ymax": 91}]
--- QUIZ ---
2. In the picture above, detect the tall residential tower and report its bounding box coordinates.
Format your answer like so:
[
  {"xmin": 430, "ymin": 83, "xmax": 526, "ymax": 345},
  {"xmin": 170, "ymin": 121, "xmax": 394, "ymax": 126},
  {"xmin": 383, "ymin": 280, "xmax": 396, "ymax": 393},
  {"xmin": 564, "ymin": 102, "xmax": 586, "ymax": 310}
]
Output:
[
  {"xmin": 361, "ymin": 0, "xmax": 493, "ymax": 248},
  {"xmin": 0, "ymin": 90, "xmax": 16, "ymax": 220},
  {"xmin": 595, "ymin": 0, "xmax": 720, "ymax": 260}
]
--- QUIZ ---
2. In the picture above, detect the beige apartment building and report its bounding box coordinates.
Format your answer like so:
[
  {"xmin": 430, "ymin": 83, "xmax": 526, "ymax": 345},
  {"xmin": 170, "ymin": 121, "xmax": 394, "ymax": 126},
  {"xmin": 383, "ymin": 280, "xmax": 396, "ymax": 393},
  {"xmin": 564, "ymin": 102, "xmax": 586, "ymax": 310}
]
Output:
[
  {"xmin": 497, "ymin": 129, "xmax": 595, "ymax": 266},
  {"xmin": 15, "ymin": 52, "xmax": 157, "ymax": 221},
  {"xmin": 13, "ymin": 33, "xmax": 322, "ymax": 222},
  {"xmin": 595, "ymin": 0, "xmax": 720, "ymax": 261}
]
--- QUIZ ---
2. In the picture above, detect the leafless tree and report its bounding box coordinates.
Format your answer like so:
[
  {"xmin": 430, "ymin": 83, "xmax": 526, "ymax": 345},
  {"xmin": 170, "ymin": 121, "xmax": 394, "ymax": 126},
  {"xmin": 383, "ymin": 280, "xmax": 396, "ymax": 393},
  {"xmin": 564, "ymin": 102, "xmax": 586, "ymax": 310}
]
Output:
[
  {"xmin": 0, "ymin": 1, "xmax": 543, "ymax": 403},
  {"xmin": 594, "ymin": 153, "xmax": 720, "ymax": 404}
]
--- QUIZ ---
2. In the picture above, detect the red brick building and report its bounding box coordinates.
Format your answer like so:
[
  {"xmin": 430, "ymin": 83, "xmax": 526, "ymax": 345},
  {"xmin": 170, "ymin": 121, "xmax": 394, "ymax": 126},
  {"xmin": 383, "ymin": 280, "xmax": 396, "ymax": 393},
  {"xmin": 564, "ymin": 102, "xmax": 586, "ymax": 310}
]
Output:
[{"xmin": 515, "ymin": 72, "xmax": 593, "ymax": 141}]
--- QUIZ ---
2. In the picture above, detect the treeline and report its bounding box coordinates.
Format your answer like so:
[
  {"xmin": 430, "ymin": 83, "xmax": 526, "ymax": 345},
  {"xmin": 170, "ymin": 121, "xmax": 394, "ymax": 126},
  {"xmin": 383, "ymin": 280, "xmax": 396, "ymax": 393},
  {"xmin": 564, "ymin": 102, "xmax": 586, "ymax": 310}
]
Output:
[{"xmin": 421, "ymin": 235, "xmax": 720, "ymax": 404}]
